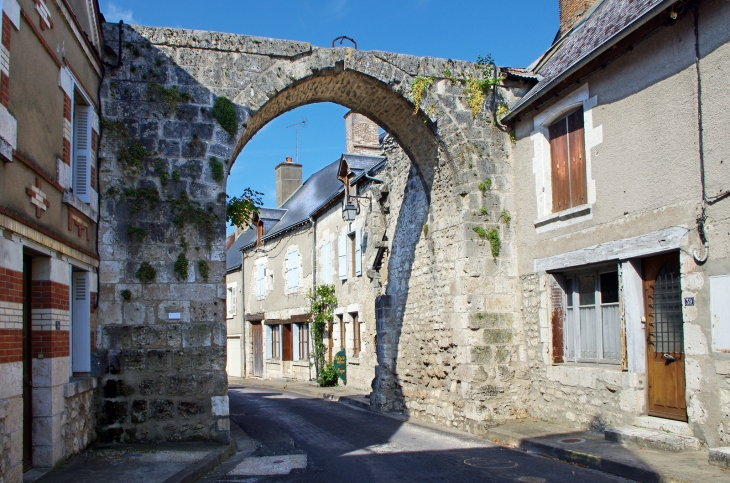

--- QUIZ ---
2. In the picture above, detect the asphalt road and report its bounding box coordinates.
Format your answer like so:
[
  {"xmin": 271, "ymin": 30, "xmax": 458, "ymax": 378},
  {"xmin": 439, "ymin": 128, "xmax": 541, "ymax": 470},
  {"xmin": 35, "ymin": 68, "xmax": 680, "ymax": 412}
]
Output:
[{"xmin": 209, "ymin": 386, "xmax": 634, "ymax": 483}]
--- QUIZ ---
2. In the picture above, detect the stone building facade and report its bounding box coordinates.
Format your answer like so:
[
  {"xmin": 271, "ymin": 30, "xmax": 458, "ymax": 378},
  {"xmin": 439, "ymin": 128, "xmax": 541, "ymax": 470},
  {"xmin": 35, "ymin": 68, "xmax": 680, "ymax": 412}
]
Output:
[
  {"xmin": 504, "ymin": 0, "xmax": 730, "ymax": 448},
  {"xmin": 0, "ymin": 0, "xmax": 103, "ymax": 480}
]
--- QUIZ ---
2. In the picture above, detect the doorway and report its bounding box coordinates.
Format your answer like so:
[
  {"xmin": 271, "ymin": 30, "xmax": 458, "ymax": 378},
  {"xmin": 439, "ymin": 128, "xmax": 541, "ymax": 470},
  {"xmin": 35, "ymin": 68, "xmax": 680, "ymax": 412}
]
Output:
[
  {"xmin": 22, "ymin": 254, "xmax": 32, "ymax": 471},
  {"xmin": 643, "ymin": 252, "xmax": 687, "ymax": 421},
  {"xmin": 252, "ymin": 322, "xmax": 263, "ymax": 378},
  {"xmin": 282, "ymin": 323, "xmax": 293, "ymax": 374}
]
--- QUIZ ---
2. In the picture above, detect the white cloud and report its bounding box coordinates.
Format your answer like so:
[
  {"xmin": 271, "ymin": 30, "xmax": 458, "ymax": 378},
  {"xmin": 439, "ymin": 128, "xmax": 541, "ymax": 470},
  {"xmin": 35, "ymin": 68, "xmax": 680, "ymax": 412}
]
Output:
[{"xmin": 104, "ymin": 2, "xmax": 135, "ymax": 23}]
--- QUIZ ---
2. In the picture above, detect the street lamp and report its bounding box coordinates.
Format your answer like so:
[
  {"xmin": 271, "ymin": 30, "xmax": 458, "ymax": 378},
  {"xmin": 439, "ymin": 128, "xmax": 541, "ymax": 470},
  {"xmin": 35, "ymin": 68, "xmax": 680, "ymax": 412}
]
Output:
[{"xmin": 341, "ymin": 195, "xmax": 371, "ymax": 222}]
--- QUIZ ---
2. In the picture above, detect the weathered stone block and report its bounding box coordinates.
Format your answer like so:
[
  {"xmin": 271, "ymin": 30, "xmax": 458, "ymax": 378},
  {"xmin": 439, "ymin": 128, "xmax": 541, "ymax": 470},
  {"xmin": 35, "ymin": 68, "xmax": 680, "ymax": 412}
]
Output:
[
  {"xmin": 149, "ymin": 400, "xmax": 175, "ymax": 421},
  {"xmin": 99, "ymin": 401, "xmax": 128, "ymax": 425},
  {"xmin": 131, "ymin": 400, "xmax": 148, "ymax": 424},
  {"xmin": 483, "ymin": 329, "xmax": 513, "ymax": 344},
  {"xmin": 103, "ymin": 379, "xmax": 135, "ymax": 398},
  {"xmin": 146, "ymin": 350, "xmax": 172, "ymax": 372},
  {"xmin": 177, "ymin": 401, "xmax": 205, "ymax": 419},
  {"xmin": 166, "ymin": 374, "xmax": 197, "ymax": 396}
]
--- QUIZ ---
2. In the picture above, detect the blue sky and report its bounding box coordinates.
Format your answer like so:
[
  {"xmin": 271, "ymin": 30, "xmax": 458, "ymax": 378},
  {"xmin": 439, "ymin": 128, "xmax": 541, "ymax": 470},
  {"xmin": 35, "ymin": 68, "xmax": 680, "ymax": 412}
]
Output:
[{"xmin": 102, "ymin": 1, "xmax": 559, "ymax": 231}]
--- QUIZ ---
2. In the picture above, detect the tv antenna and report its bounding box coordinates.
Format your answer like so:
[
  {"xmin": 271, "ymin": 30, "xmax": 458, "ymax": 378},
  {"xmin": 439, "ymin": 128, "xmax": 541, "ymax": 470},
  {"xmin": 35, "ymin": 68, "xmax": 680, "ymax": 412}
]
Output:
[{"xmin": 286, "ymin": 118, "xmax": 307, "ymax": 164}]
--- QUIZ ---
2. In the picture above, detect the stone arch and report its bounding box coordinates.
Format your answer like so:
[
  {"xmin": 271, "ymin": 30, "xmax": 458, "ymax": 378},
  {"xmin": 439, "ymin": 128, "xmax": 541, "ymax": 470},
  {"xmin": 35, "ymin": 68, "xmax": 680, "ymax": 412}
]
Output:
[{"xmin": 97, "ymin": 23, "xmax": 522, "ymax": 444}]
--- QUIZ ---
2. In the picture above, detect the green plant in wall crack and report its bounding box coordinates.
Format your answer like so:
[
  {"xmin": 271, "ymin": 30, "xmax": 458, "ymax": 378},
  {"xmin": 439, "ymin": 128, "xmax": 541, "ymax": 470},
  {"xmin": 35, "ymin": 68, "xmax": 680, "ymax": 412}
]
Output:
[
  {"xmin": 127, "ymin": 225, "xmax": 146, "ymax": 242},
  {"xmin": 118, "ymin": 140, "xmax": 151, "ymax": 175},
  {"xmin": 411, "ymin": 75, "xmax": 434, "ymax": 114},
  {"xmin": 122, "ymin": 187, "xmax": 161, "ymax": 213},
  {"xmin": 145, "ymin": 82, "xmax": 192, "ymax": 114},
  {"xmin": 198, "ymin": 260, "xmax": 210, "ymax": 281},
  {"xmin": 307, "ymin": 284, "xmax": 337, "ymax": 382},
  {"xmin": 478, "ymin": 178, "xmax": 492, "ymax": 196},
  {"xmin": 120, "ymin": 289, "xmax": 132, "ymax": 301},
  {"xmin": 473, "ymin": 226, "xmax": 501, "ymax": 261},
  {"xmin": 174, "ymin": 253, "xmax": 189, "ymax": 281},
  {"xmin": 500, "ymin": 209, "xmax": 512, "ymax": 225},
  {"xmin": 170, "ymin": 190, "xmax": 218, "ymax": 245},
  {"xmin": 209, "ymin": 156, "xmax": 225, "ymax": 182},
  {"xmin": 135, "ymin": 262, "xmax": 156, "ymax": 284},
  {"xmin": 154, "ymin": 159, "xmax": 169, "ymax": 185},
  {"xmin": 211, "ymin": 96, "xmax": 237, "ymax": 136}
]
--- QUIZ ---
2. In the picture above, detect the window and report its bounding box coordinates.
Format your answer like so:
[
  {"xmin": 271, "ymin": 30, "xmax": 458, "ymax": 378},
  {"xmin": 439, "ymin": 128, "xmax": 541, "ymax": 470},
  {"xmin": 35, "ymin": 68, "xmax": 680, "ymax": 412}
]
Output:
[
  {"xmin": 226, "ymin": 283, "xmax": 237, "ymax": 317},
  {"xmin": 563, "ymin": 269, "xmax": 620, "ymax": 363},
  {"xmin": 298, "ymin": 323, "xmax": 309, "ymax": 360},
  {"xmin": 338, "ymin": 314, "xmax": 346, "ymax": 351},
  {"xmin": 351, "ymin": 312, "xmax": 360, "ymax": 356},
  {"xmin": 256, "ymin": 262, "xmax": 265, "ymax": 298},
  {"xmin": 338, "ymin": 230, "xmax": 361, "ymax": 280},
  {"xmin": 271, "ymin": 324, "xmax": 280, "ymax": 359},
  {"xmin": 256, "ymin": 220, "xmax": 264, "ymax": 246},
  {"xmin": 72, "ymin": 93, "xmax": 92, "ymax": 203},
  {"xmin": 286, "ymin": 249, "xmax": 299, "ymax": 290},
  {"xmin": 549, "ymin": 109, "xmax": 587, "ymax": 213},
  {"xmin": 321, "ymin": 242, "xmax": 332, "ymax": 284}
]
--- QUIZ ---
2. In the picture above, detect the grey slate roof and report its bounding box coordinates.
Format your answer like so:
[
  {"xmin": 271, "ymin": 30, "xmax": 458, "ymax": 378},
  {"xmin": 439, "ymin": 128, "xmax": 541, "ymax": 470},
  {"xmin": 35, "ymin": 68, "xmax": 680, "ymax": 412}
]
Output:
[
  {"xmin": 507, "ymin": 0, "xmax": 670, "ymax": 117},
  {"xmin": 225, "ymin": 153, "xmax": 385, "ymax": 271}
]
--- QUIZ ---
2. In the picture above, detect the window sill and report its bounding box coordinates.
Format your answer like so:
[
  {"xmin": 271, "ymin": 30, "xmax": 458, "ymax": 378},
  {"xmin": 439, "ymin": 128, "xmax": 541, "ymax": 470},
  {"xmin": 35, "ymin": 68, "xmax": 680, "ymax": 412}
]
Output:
[
  {"xmin": 64, "ymin": 376, "xmax": 97, "ymax": 398},
  {"xmin": 292, "ymin": 360, "xmax": 309, "ymax": 367},
  {"xmin": 534, "ymin": 204, "xmax": 592, "ymax": 233},
  {"xmin": 556, "ymin": 361, "xmax": 622, "ymax": 368},
  {"xmin": 266, "ymin": 359, "xmax": 281, "ymax": 365},
  {"xmin": 63, "ymin": 190, "xmax": 98, "ymax": 221}
]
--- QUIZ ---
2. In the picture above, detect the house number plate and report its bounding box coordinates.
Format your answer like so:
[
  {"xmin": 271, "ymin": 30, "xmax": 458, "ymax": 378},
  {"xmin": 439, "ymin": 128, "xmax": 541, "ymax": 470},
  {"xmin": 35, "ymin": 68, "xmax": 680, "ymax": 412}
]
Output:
[{"xmin": 684, "ymin": 297, "xmax": 695, "ymax": 306}]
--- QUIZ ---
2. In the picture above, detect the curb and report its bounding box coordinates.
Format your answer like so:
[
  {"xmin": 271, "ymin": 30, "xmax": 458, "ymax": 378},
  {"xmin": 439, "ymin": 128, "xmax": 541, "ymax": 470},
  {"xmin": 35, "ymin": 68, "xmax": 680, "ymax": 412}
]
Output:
[
  {"xmin": 487, "ymin": 430, "xmax": 698, "ymax": 483},
  {"xmin": 161, "ymin": 442, "xmax": 236, "ymax": 483}
]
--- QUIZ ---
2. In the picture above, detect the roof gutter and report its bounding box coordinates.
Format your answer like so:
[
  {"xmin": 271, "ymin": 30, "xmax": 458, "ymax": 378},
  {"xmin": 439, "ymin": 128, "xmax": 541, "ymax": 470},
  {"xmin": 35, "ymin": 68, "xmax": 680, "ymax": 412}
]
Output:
[{"xmin": 502, "ymin": 0, "xmax": 678, "ymax": 123}]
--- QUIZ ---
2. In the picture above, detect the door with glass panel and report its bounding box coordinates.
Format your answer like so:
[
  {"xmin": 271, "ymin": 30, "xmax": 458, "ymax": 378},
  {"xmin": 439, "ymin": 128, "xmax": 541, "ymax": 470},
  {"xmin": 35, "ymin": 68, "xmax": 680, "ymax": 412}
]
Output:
[
  {"xmin": 563, "ymin": 268, "xmax": 621, "ymax": 363},
  {"xmin": 643, "ymin": 252, "xmax": 686, "ymax": 421}
]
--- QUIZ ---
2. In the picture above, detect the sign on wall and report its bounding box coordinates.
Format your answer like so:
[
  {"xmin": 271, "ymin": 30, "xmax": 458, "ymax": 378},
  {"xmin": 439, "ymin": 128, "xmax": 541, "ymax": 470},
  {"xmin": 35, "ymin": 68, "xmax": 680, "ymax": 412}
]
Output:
[
  {"xmin": 711, "ymin": 275, "xmax": 730, "ymax": 352},
  {"xmin": 334, "ymin": 349, "xmax": 347, "ymax": 385}
]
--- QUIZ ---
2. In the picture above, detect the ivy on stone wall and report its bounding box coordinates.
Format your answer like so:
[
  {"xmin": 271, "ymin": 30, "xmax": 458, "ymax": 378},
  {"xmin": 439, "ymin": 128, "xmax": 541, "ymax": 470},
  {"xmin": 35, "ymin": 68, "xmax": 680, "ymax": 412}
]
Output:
[
  {"xmin": 145, "ymin": 83, "xmax": 192, "ymax": 114},
  {"xmin": 174, "ymin": 254, "xmax": 189, "ymax": 280},
  {"xmin": 211, "ymin": 96, "xmax": 237, "ymax": 135},
  {"xmin": 209, "ymin": 156, "xmax": 225, "ymax": 182},
  {"xmin": 198, "ymin": 260, "xmax": 209, "ymax": 281},
  {"xmin": 170, "ymin": 190, "xmax": 217, "ymax": 245},
  {"xmin": 123, "ymin": 187, "xmax": 161, "ymax": 213}
]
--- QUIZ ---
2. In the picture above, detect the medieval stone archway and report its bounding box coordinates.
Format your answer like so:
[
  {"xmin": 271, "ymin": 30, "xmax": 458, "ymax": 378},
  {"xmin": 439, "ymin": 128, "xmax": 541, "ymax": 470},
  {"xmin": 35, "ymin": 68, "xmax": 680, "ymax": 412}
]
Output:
[{"xmin": 97, "ymin": 23, "xmax": 522, "ymax": 443}]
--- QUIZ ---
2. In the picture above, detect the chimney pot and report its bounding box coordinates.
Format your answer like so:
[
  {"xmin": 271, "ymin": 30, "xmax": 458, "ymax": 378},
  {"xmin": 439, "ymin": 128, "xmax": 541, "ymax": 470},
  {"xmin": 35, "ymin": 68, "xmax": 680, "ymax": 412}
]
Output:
[
  {"xmin": 559, "ymin": 0, "xmax": 600, "ymax": 36},
  {"xmin": 286, "ymin": 156, "xmax": 293, "ymax": 163}
]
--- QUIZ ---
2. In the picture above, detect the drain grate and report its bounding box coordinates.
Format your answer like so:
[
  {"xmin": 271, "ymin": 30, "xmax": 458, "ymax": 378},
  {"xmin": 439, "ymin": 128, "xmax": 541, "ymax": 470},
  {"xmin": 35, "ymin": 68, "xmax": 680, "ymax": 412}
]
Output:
[
  {"xmin": 557, "ymin": 438, "xmax": 585, "ymax": 444},
  {"xmin": 464, "ymin": 458, "xmax": 518, "ymax": 469}
]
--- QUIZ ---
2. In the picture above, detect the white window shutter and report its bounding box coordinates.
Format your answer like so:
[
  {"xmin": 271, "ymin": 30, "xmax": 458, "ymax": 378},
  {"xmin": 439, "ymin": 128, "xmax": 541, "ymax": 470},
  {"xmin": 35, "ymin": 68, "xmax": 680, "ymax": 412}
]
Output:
[
  {"xmin": 72, "ymin": 272, "xmax": 90, "ymax": 373},
  {"xmin": 293, "ymin": 323, "xmax": 300, "ymax": 361},
  {"xmin": 338, "ymin": 235, "xmax": 347, "ymax": 280},
  {"xmin": 265, "ymin": 325, "xmax": 272, "ymax": 359},
  {"xmin": 73, "ymin": 105, "xmax": 91, "ymax": 203},
  {"xmin": 355, "ymin": 229, "xmax": 362, "ymax": 276},
  {"xmin": 321, "ymin": 243, "xmax": 331, "ymax": 285},
  {"xmin": 257, "ymin": 264, "xmax": 265, "ymax": 298}
]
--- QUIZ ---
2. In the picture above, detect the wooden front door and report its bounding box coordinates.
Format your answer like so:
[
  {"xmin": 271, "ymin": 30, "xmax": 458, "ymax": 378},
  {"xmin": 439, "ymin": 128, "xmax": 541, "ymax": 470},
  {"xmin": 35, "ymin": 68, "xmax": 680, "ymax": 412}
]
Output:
[
  {"xmin": 282, "ymin": 324, "xmax": 293, "ymax": 361},
  {"xmin": 251, "ymin": 322, "xmax": 263, "ymax": 378},
  {"xmin": 22, "ymin": 255, "xmax": 32, "ymax": 471},
  {"xmin": 327, "ymin": 321, "xmax": 334, "ymax": 363},
  {"xmin": 643, "ymin": 252, "xmax": 687, "ymax": 421}
]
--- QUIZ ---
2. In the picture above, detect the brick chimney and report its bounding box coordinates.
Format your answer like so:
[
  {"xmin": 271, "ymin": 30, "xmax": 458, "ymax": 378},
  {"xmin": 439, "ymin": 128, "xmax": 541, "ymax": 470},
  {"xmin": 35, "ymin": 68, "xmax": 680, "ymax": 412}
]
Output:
[
  {"xmin": 275, "ymin": 156, "xmax": 302, "ymax": 207},
  {"xmin": 345, "ymin": 111, "xmax": 381, "ymax": 156},
  {"xmin": 559, "ymin": 0, "xmax": 600, "ymax": 36}
]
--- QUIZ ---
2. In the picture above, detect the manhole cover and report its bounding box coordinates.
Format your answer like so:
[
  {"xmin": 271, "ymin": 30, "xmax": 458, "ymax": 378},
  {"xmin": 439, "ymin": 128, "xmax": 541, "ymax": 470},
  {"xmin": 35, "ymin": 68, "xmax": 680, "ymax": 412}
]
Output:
[
  {"xmin": 464, "ymin": 458, "xmax": 519, "ymax": 469},
  {"xmin": 557, "ymin": 438, "xmax": 585, "ymax": 444},
  {"xmin": 518, "ymin": 477, "xmax": 547, "ymax": 483}
]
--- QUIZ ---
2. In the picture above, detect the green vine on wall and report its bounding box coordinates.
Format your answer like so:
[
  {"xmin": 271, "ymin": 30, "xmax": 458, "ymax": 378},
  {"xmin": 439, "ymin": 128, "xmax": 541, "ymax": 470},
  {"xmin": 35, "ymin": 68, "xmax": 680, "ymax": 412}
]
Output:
[
  {"xmin": 154, "ymin": 159, "xmax": 169, "ymax": 185},
  {"xmin": 145, "ymin": 83, "xmax": 192, "ymax": 114},
  {"xmin": 135, "ymin": 262, "xmax": 156, "ymax": 284},
  {"xmin": 211, "ymin": 96, "xmax": 237, "ymax": 135},
  {"xmin": 198, "ymin": 260, "xmax": 210, "ymax": 281},
  {"xmin": 118, "ymin": 140, "xmax": 151, "ymax": 175},
  {"xmin": 169, "ymin": 190, "xmax": 217, "ymax": 245},
  {"xmin": 410, "ymin": 75, "xmax": 434, "ymax": 114},
  {"xmin": 123, "ymin": 187, "xmax": 161, "ymax": 213},
  {"xmin": 307, "ymin": 285, "xmax": 337, "ymax": 383},
  {"xmin": 127, "ymin": 225, "xmax": 146, "ymax": 242},
  {"xmin": 209, "ymin": 156, "xmax": 225, "ymax": 182},
  {"xmin": 443, "ymin": 55, "xmax": 505, "ymax": 118},
  {"xmin": 174, "ymin": 253, "xmax": 189, "ymax": 280}
]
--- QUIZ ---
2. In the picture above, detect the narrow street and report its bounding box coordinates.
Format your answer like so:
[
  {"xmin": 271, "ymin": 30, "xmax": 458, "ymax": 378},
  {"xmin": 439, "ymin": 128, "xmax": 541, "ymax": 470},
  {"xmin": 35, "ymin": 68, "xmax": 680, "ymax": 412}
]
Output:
[{"xmin": 207, "ymin": 386, "xmax": 634, "ymax": 482}]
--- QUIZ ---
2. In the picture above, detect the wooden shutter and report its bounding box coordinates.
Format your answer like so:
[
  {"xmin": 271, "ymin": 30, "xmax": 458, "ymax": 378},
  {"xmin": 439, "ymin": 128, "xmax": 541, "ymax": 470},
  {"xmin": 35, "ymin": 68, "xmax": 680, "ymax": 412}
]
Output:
[
  {"xmin": 549, "ymin": 117, "xmax": 570, "ymax": 213},
  {"xmin": 338, "ymin": 235, "xmax": 348, "ymax": 280},
  {"xmin": 72, "ymin": 272, "xmax": 91, "ymax": 373},
  {"xmin": 73, "ymin": 105, "xmax": 91, "ymax": 203},
  {"xmin": 355, "ymin": 229, "xmax": 362, "ymax": 277},
  {"xmin": 549, "ymin": 274, "xmax": 565, "ymax": 364},
  {"xmin": 567, "ymin": 109, "xmax": 587, "ymax": 207},
  {"xmin": 265, "ymin": 325, "xmax": 272, "ymax": 359}
]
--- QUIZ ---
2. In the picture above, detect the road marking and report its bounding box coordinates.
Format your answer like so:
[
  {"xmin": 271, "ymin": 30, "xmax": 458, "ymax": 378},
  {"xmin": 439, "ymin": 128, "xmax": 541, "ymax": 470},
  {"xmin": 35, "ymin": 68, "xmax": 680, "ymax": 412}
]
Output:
[{"xmin": 228, "ymin": 454, "xmax": 307, "ymax": 476}]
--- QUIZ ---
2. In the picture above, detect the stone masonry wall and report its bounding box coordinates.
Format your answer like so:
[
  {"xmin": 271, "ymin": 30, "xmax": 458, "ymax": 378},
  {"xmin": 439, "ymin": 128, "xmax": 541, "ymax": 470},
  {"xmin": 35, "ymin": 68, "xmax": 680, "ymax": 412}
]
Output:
[
  {"xmin": 97, "ymin": 21, "xmax": 526, "ymax": 441},
  {"xmin": 61, "ymin": 381, "xmax": 97, "ymax": 460}
]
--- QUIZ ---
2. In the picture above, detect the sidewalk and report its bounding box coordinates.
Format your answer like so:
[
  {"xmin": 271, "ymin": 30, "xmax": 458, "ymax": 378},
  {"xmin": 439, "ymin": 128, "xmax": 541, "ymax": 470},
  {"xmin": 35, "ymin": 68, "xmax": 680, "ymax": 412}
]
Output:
[
  {"xmin": 231, "ymin": 377, "xmax": 730, "ymax": 483},
  {"xmin": 26, "ymin": 442, "xmax": 234, "ymax": 483},
  {"xmin": 228, "ymin": 376, "xmax": 371, "ymax": 411}
]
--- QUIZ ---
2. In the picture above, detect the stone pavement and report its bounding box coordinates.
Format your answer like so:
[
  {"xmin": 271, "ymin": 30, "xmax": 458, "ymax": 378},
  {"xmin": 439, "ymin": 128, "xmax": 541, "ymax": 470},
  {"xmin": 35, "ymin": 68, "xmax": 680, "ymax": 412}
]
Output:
[
  {"xmin": 228, "ymin": 377, "xmax": 371, "ymax": 411},
  {"xmin": 25, "ymin": 442, "xmax": 234, "ymax": 483}
]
